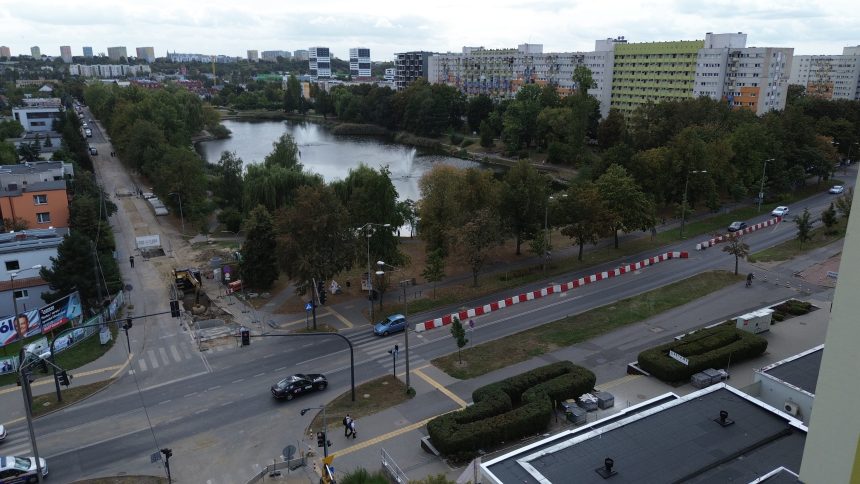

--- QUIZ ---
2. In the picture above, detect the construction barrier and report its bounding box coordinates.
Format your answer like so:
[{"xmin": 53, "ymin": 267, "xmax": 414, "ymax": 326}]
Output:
[{"xmin": 696, "ymin": 217, "xmax": 782, "ymax": 250}]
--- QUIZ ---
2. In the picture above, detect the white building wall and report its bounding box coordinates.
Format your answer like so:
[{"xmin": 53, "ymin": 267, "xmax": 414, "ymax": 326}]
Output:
[{"xmin": 309, "ymin": 47, "xmax": 331, "ymax": 79}]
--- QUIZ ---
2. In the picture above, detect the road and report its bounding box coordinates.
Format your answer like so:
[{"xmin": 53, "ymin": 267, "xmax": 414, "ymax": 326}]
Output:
[{"xmin": 1, "ymin": 116, "xmax": 853, "ymax": 483}]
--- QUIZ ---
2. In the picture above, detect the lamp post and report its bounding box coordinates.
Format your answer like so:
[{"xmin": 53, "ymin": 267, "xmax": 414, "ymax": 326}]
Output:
[
  {"xmin": 301, "ymin": 405, "xmax": 329, "ymax": 458},
  {"xmin": 168, "ymin": 192, "xmax": 185, "ymax": 234},
  {"xmin": 10, "ymin": 265, "xmax": 43, "ymax": 319},
  {"xmin": 680, "ymin": 170, "xmax": 707, "ymax": 239},
  {"xmin": 377, "ymin": 260, "xmax": 411, "ymax": 393},
  {"xmin": 757, "ymin": 159, "xmax": 774, "ymax": 213},
  {"xmin": 543, "ymin": 194, "xmax": 567, "ymax": 269},
  {"xmin": 359, "ymin": 222, "xmax": 390, "ymax": 322}
]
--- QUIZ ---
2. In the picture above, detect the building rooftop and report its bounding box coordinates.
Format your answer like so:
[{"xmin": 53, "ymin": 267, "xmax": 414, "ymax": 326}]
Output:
[
  {"xmin": 0, "ymin": 179, "xmax": 67, "ymax": 196},
  {"xmin": 18, "ymin": 97, "xmax": 62, "ymax": 109},
  {"xmin": 483, "ymin": 385, "xmax": 806, "ymax": 484},
  {"xmin": 759, "ymin": 345, "xmax": 823, "ymax": 396}
]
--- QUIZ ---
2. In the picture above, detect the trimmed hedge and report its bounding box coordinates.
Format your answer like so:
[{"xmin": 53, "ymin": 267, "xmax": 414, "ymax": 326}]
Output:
[
  {"xmin": 637, "ymin": 324, "xmax": 767, "ymax": 382},
  {"xmin": 772, "ymin": 299, "xmax": 813, "ymax": 321},
  {"xmin": 427, "ymin": 361, "xmax": 594, "ymax": 456}
]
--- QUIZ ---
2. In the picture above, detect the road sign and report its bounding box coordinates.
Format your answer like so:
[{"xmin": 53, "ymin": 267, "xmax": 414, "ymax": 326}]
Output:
[
  {"xmin": 305, "ymin": 302, "xmax": 313, "ymax": 312},
  {"xmin": 150, "ymin": 451, "xmax": 162, "ymax": 463}
]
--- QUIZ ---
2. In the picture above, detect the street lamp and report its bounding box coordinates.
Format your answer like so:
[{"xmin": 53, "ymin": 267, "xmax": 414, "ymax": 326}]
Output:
[
  {"xmin": 10, "ymin": 265, "xmax": 43, "ymax": 319},
  {"xmin": 300, "ymin": 405, "xmax": 330, "ymax": 458},
  {"xmin": 680, "ymin": 170, "xmax": 707, "ymax": 239},
  {"xmin": 377, "ymin": 260, "xmax": 411, "ymax": 393},
  {"xmin": 543, "ymin": 194, "xmax": 567, "ymax": 269},
  {"xmin": 359, "ymin": 222, "xmax": 390, "ymax": 322},
  {"xmin": 168, "ymin": 192, "xmax": 185, "ymax": 234},
  {"xmin": 757, "ymin": 159, "xmax": 774, "ymax": 213}
]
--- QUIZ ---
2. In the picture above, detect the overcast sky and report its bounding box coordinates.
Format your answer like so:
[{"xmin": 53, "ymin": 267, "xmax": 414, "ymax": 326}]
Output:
[{"xmin": 1, "ymin": 0, "xmax": 857, "ymax": 60}]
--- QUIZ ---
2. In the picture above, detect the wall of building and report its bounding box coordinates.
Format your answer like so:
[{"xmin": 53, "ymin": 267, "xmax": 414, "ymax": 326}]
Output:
[
  {"xmin": 753, "ymin": 373, "xmax": 814, "ymax": 424},
  {"xmin": 0, "ymin": 187, "xmax": 69, "ymax": 229},
  {"xmin": 11, "ymin": 107, "xmax": 62, "ymax": 132}
]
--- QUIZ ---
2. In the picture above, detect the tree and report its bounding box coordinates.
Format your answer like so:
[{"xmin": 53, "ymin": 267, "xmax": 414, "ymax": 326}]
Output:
[
  {"xmin": 2, "ymin": 217, "xmax": 29, "ymax": 231},
  {"xmin": 722, "ymin": 235, "xmax": 749, "ymax": 275},
  {"xmin": 39, "ymin": 231, "xmax": 120, "ymax": 310},
  {"xmin": 396, "ymin": 199, "xmax": 418, "ymax": 237},
  {"xmin": 501, "ymin": 160, "xmax": 549, "ymax": 255},
  {"xmin": 339, "ymin": 468, "xmax": 389, "ymax": 484},
  {"xmin": 528, "ymin": 229, "xmax": 550, "ymax": 271},
  {"xmin": 0, "ymin": 141, "xmax": 17, "ymax": 165},
  {"xmin": 835, "ymin": 188, "xmax": 852, "ymax": 219},
  {"xmin": 240, "ymin": 205, "xmax": 279, "ymax": 290},
  {"xmin": 264, "ymin": 133, "xmax": 302, "ymax": 170},
  {"xmin": 821, "ymin": 202, "xmax": 838, "ymax": 232},
  {"xmin": 794, "ymin": 209, "xmax": 813, "ymax": 248},
  {"xmin": 479, "ymin": 120, "xmax": 494, "ymax": 148},
  {"xmin": 597, "ymin": 108, "xmax": 627, "ymax": 149},
  {"xmin": 215, "ymin": 151, "xmax": 244, "ymax": 210},
  {"xmin": 450, "ymin": 317, "xmax": 469, "ymax": 363},
  {"xmin": 466, "ymin": 94, "xmax": 494, "ymax": 133},
  {"xmin": 559, "ymin": 182, "xmax": 609, "ymax": 261},
  {"xmin": 572, "ymin": 65, "xmax": 596, "ymax": 96},
  {"xmin": 17, "ymin": 142, "xmax": 38, "ymax": 162},
  {"xmin": 421, "ymin": 248, "xmax": 446, "ymax": 299},
  {"xmin": 284, "ymin": 75, "xmax": 302, "ymax": 113},
  {"xmin": 595, "ymin": 164, "xmax": 655, "ymax": 249},
  {"xmin": 460, "ymin": 208, "xmax": 503, "ymax": 286}
]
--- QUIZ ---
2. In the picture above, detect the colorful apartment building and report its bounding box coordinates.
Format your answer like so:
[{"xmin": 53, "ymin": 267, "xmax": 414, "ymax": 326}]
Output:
[
  {"xmin": 789, "ymin": 46, "xmax": 860, "ymax": 100},
  {"xmin": 0, "ymin": 162, "xmax": 73, "ymax": 230}
]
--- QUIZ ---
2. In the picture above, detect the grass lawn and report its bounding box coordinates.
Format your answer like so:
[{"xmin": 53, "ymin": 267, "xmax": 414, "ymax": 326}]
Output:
[
  {"xmin": 749, "ymin": 219, "xmax": 847, "ymax": 262},
  {"xmin": 31, "ymin": 379, "xmax": 115, "ymax": 417},
  {"xmin": 306, "ymin": 375, "xmax": 411, "ymax": 433},
  {"xmin": 432, "ymin": 271, "xmax": 742, "ymax": 379}
]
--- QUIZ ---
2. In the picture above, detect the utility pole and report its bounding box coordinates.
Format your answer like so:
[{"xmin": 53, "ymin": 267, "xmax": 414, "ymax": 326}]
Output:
[{"xmin": 757, "ymin": 158, "xmax": 773, "ymax": 212}]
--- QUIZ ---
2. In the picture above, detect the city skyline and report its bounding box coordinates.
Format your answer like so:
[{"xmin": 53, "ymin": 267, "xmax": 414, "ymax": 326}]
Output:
[{"xmin": 1, "ymin": 0, "xmax": 857, "ymax": 61}]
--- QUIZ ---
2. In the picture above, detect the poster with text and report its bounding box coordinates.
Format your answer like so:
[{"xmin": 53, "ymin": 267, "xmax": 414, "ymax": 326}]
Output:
[
  {"xmin": 39, "ymin": 291, "xmax": 82, "ymax": 333},
  {"xmin": 0, "ymin": 309, "xmax": 41, "ymax": 347}
]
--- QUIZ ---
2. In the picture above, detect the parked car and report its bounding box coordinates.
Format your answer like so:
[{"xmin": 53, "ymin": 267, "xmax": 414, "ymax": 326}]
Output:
[
  {"xmin": 89, "ymin": 146, "xmax": 97, "ymax": 155},
  {"xmin": 829, "ymin": 185, "xmax": 845, "ymax": 194},
  {"xmin": 771, "ymin": 206, "xmax": 790, "ymax": 217},
  {"xmin": 727, "ymin": 221, "xmax": 747, "ymax": 232},
  {"xmin": 271, "ymin": 373, "xmax": 327, "ymax": 400},
  {"xmin": 0, "ymin": 455, "xmax": 48, "ymax": 482},
  {"xmin": 373, "ymin": 314, "xmax": 408, "ymax": 336}
]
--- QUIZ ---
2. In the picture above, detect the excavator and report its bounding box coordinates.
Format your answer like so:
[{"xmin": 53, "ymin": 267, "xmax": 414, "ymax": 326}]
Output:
[{"xmin": 174, "ymin": 268, "xmax": 202, "ymax": 304}]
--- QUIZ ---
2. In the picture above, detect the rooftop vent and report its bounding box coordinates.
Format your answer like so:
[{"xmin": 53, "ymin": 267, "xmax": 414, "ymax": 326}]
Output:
[
  {"xmin": 595, "ymin": 457, "xmax": 617, "ymax": 479},
  {"xmin": 714, "ymin": 409, "xmax": 735, "ymax": 427}
]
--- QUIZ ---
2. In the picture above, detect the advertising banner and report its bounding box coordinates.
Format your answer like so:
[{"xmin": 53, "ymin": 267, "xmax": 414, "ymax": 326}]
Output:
[
  {"xmin": 0, "ymin": 309, "xmax": 40, "ymax": 347},
  {"xmin": 1, "ymin": 291, "xmax": 82, "ymax": 348},
  {"xmin": 39, "ymin": 292, "xmax": 83, "ymax": 333},
  {"xmin": 0, "ymin": 354, "xmax": 18, "ymax": 375}
]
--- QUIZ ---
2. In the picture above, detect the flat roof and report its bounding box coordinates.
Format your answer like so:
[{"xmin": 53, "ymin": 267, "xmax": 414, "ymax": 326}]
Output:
[
  {"xmin": 760, "ymin": 345, "xmax": 823, "ymax": 395},
  {"xmin": 483, "ymin": 385, "xmax": 806, "ymax": 484}
]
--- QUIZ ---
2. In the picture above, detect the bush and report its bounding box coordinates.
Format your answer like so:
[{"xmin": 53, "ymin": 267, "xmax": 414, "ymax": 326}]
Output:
[
  {"xmin": 637, "ymin": 325, "xmax": 767, "ymax": 382},
  {"xmin": 460, "ymin": 138, "xmax": 474, "ymax": 148},
  {"xmin": 427, "ymin": 361, "xmax": 594, "ymax": 455},
  {"xmin": 450, "ymin": 132, "xmax": 464, "ymax": 146}
]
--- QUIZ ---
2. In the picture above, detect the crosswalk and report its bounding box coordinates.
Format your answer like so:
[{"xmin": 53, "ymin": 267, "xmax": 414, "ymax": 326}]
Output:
[
  {"xmin": 348, "ymin": 331, "xmax": 428, "ymax": 370},
  {"xmin": 131, "ymin": 341, "xmax": 198, "ymax": 374}
]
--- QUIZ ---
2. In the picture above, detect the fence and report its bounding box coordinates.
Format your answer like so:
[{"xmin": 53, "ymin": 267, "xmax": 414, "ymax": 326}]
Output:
[
  {"xmin": 244, "ymin": 456, "xmax": 306, "ymax": 484},
  {"xmin": 380, "ymin": 447, "xmax": 409, "ymax": 483}
]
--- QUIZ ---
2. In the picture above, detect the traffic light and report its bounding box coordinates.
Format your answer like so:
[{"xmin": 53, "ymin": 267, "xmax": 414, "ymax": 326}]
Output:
[
  {"xmin": 161, "ymin": 448, "xmax": 173, "ymax": 460},
  {"xmin": 319, "ymin": 288, "xmax": 327, "ymax": 305},
  {"xmin": 123, "ymin": 317, "xmax": 133, "ymax": 330},
  {"xmin": 317, "ymin": 431, "xmax": 325, "ymax": 448},
  {"xmin": 170, "ymin": 299, "xmax": 180, "ymax": 318},
  {"xmin": 58, "ymin": 371, "xmax": 71, "ymax": 386},
  {"xmin": 240, "ymin": 328, "xmax": 250, "ymax": 346}
]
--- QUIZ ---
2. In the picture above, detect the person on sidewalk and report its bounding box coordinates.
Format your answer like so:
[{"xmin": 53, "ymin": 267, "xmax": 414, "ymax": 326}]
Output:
[
  {"xmin": 343, "ymin": 414, "xmax": 352, "ymax": 437},
  {"xmin": 129, "ymin": 255, "xmax": 135, "ymax": 268},
  {"xmin": 348, "ymin": 419, "xmax": 357, "ymax": 439}
]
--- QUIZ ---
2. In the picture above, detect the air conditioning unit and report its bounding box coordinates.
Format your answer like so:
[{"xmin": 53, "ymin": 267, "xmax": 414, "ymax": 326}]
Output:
[{"xmin": 784, "ymin": 401, "xmax": 800, "ymax": 416}]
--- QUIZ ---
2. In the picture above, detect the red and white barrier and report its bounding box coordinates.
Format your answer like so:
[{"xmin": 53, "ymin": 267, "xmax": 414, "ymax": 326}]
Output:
[
  {"xmin": 414, "ymin": 251, "xmax": 689, "ymax": 332},
  {"xmin": 696, "ymin": 217, "xmax": 782, "ymax": 250}
]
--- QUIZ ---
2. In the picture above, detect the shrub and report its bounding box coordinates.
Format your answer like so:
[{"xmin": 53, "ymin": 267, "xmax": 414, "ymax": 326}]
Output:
[
  {"xmin": 450, "ymin": 132, "xmax": 464, "ymax": 146},
  {"xmin": 460, "ymin": 139, "xmax": 474, "ymax": 148}
]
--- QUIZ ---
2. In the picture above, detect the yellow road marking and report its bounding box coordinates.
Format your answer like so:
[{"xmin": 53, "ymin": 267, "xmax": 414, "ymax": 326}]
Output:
[
  {"xmin": 414, "ymin": 368, "xmax": 468, "ymax": 408},
  {"xmin": 325, "ymin": 306, "xmax": 353, "ymax": 329},
  {"xmin": 597, "ymin": 374, "xmax": 641, "ymax": 390},
  {"xmin": 329, "ymin": 417, "xmax": 433, "ymax": 458},
  {"xmin": 0, "ymin": 364, "xmax": 125, "ymax": 396}
]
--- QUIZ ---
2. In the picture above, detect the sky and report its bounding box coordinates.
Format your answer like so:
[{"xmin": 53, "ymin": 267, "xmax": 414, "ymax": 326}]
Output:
[{"xmin": 1, "ymin": 0, "xmax": 857, "ymax": 61}]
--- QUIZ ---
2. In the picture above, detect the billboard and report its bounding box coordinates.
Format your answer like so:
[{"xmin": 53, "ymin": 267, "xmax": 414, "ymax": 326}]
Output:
[
  {"xmin": 0, "ymin": 291, "xmax": 82, "ymax": 348},
  {"xmin": 39, "ymin": 292, "xmax": 82, "ymax": 333}
]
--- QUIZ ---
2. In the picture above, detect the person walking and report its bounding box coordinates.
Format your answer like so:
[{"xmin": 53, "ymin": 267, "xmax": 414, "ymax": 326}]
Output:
[
  {"xmin": 746, "ymin": 272, "xmax": 754, "ymax": 287},
  {"xmin": 348, "ymin": 419, "xmax": 357, "ymax": 439},
  {"xmin": 343, "ymin": 414, "xmax": 352, "ymax": 437},
  {"xmin": 129, "ymin": 255, "xmax": 135, "ymax": 268}
]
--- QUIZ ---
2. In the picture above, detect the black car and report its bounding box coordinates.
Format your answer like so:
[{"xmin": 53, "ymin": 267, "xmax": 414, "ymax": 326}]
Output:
[
  {"xmin": 271, "ymin": 373, "xmax": 327, "ymax": 400},
  {"xmin": 727, "ymin": 221, "xmax": 747, "ymax": 232}
]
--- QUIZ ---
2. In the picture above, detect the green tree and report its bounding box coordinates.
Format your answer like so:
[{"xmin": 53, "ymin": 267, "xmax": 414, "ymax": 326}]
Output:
[
  {"xmin": 450, "ymin": 316, "xmax": 469, "ymax": 363},
  {"xmin": 276, "ymin": 185, "xmax": 355, "ymax": 294},
  {"xmin": 794, "ymin": 209, "xmax": 813, "ymax": 248},
  {"xmin": 0, "ymin": 119, "xmax": 24, "ymax": 139},
  {"xmin": 0, "ymin": 141, "xmax": 17, "ymax": 165},
  {"xmin": 314, "ymin": 86, "xmax": 333, "ymax": 119},
  {"xmin": 835, "ymin": 188, "xmax": 852, "ymax": 219},
  {"xmin": 215, "ymin": 151, "xmax": 244, "ymax": 210},
  {"xmin": 559, "ymin": 182, "xmax": 608, "ymax": 261},
  {"xmin": 40, "ymin": 231, "xmax": 120, "ymax": 310},
  {"xmin": 70, "ymin": 195, "xmax": 116, "ymax": 253},
  {"xmin": 500, "ymin": 160, "xmax": 549, "ymax": 254},
  {"xmin": 595, "ymin": 164, "xmax": 655, "ymax": 249},
  {"xmin": 264, "ymin": 133, "xmax": 302, "ymax": 170},
  {"xmin": 479, "ymin": 120, "xmax": 494, "ymax": 148},
  {"xmin": 240, "ymin": 205, "xmax": 279, "ymax": 290},
  {"xmin": 466, "ymin": 94, "xmax": 494, "ymax": 133},
  {"xmin": 597, "ymin": 108, "xmax": 627, "ymax": 149},
  {"xmin": 572, "ymin": 65, "xmax": 596, "ymax": 96},
  {"xmin": 284, "ymin": 75, "xmax": 302, "ymax": 113},
  {"xmin": 17, "ymin": 142, "xmax": 38, "ymax": 161},
  {"xmin": 421, "ymin": 248, "xmax": 446, "ymax": 299},
  {"xmin": 821, "ymin": 202, "xmax": 838, "ymax": 232},
  {"xmin": 722, "ymin": 235, "xmax": 749, "ymax": 275},
  {"xmin": 528, "ymin": 229, "xmax": 550, "ymax": 271},
  {"xmin": 2, "ymin": 217, "xmax": 29, "ymax": 231},
  {"xmin": 339, "ymin": 468, "xmax": 388, "ymax": 484},
  {"xmin": 396, "ymin": 199, "xmax": 418, "ymax": 237},
  {"xmin": 460, "ymin": 208, "xmax": 503, "ymax": 287}
]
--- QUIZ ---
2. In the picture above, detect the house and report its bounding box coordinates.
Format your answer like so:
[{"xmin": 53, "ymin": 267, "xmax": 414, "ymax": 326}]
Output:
[
  {"xmin": 0, "ymin": 228, "xmax": 67, "ymax": 316},
  {"xmin": 11, "ymin": 97, "xmax": 63, "ymax": 132},
  {"xmin": 0, "ymin": 161, "xmax": 73, "ymax": 229}
]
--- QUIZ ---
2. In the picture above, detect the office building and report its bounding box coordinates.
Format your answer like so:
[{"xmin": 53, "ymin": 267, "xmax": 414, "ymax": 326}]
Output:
[
  {"xmin": 395, "ymin": 51, "xmax": 432, "ymax": 90},
  {"xmin": 261, "ymin": 50, "xmax": 290, "ymax": 62},
  {"xmin": 135, "ymin": 47, "xmax": 155, "ymax": 63},
  {"xmin": 82, "ymin": 46, "xmax": 93, "ymax": 58},
  {"xmin": 309, "ymin": 47, "xmax": 331, "ymax": 79},
  {"xmin": 349, "ymin": 48, "xmax": 371, "ymax": 79},
  {"xmin": 247, "ymin": 50, "xmax": 259, "ymax": 62},
  {"xmin": 60, "ymin": 46, "xmax": 72, "ymax": 63},
  {"xmin": 30, "ymin": 46, "xmax": 41, "ymax": 58},
  {"xmin": 384, "ymin": 67, "xmax": 395, "ymax": 82},
  {"xmin": 107, "ymin": 46, "xmax": 128, "ymax": 61},
  {"xmin": 789, "ymin": 46, "xmax": 860, "ymax": 100},
  {"xmin": 12, "ymin": 98, "xmax": 63, "ymax": 132},
  {"xmin": 293, "ymin": 49, "xmax": 309, "ymax": 61}
]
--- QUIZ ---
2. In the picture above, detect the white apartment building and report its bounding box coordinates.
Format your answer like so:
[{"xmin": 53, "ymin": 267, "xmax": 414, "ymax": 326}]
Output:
[
  {"xmin": 60, "ymin": 46, "xmax": 72, "ymax": 63},
  {"xmin": 789, "ymin": 46, "xmax": 860, "ymax": 100},
  {"xmin": 293, "ymin": 50, "xmax": 309, "ymax": 61},
  {"xmin": 247, "ymin": 50, "xmax": 259, "ymax": 62},
  {"xmin": 349, "ymin": 48, "xmax": 371, "ymax": 79},
  {"xmin": 107, "ymin": 46, "xmax": 127, "ymax": 61},
  {"xmin": 69, "ymin": 64, "xmax": 151, "ymax": 78},
  {"xmin": 384, "ymin": 68, "xmax": 395, "ymax": 82},
  {"xmin": 261, "ymin": 50, "xmax": 290, "ymax": 62},
  {"xmin": 309, "ymin": 47, "xmax": 331, "ymax": 79}
]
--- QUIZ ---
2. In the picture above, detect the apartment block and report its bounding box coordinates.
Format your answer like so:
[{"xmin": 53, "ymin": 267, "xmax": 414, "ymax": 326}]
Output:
[
  {"xmin": 247, "ymin": 50, "xmax": 259, "ymax": 62},
  {"xmin": 69, "ymin": 64, "xmax": 151, "ymax": 78},
  {"xmin": 107, "ymin": 46, "xmax": 128, "ymax": 61},
  {"xmin": 12, "ymin": 98, "xmax": 63, "ymax": 132},
  {"xmin": 293, "ymin": 50, "xmax": 309, "ymax": 61},
  {"xmin": 309, "ymin": 47, "xmax": 331, "ymax": 79},
  {"xmin": 82, "ymin": 46, "xmax": 93, "ymax": 58},
  {"xmin": 0, "ymin": 161, "xmax": 73, "ymax": 230},
  {"xmin": 0, "ymin": 46, "xmax": 10, "ymax": 58},
  {"xmin": 59, "ymin": 45, "xmax": 72, "ymax": 63},
  {"xmin": 30, "ymin": 46, "xmax": 41, "ymax": 58},
  {"xmin": 349, "ymin": 48, "xmax": 371, "ymax": 79},
  {"xmin": 136, "ymin": 47, "xmax": 155, "ymax": 63},
  {"xmin": 395, "ymin": 51, "xmax": 432, "ymax": 90},
  {"xmin": 261, "ymin": 50, "xmax": 290, "ymax": 61},
  {"xmin": 789, "ymin": 46, "xmax": 860, "ymax": 100}
]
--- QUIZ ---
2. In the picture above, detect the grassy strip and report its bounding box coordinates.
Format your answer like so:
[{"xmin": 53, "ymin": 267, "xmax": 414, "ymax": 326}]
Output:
[
  {"xmin": 31, "ymin": 379, "xmax": 114, "ymax": 417},
  {"xmin": 749, "ymin": 219, "xmax": 847, "ymax": 262},
  {"xmin": 432, "ymin": 271, "xmax": 742, "ymax": 379},
  {"xmin": 74, "ymin": 478, "xmax": 167, "ymax": 484},
  {"xmin": 307, "ymin": 375, "xmax": 411, "ymax": 434}
]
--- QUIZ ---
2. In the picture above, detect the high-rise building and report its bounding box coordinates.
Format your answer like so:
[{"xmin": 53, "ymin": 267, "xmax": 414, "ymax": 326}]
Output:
[
  {"xmin": 308, "ymin": 47, "xmax": 331, "ymax": 79},
  {"xmin": 107, "ymin": 46, "xmax": 128, "ymax": 61},
  {"xmin": 0, "ymin": 46, "xmax": 10, "ymax": 58},
  {"xmin": 395, "ymin": 51, "xmax": 432, "ymax": 90},
  {"xmin": 789, "ymin": 46, "xmax": 860, "ymax": 101},
  {"xmin": 247, "ymin": 50, "xmax": 259, "ymax": 62},
  {"xmin": 293, "ymin": 49, "xmax": 309, "ymax": 61},
  {"xmin": 82, "ymin": 46, "xmax": 93, "ymax": 58},
  {"xmin": 261, "ymin": 50, "xmax": 290, "ymax": 62},
  {"xmin": 30, "ymin": 46, "xmax": 41, "ymax": 58},
  {"xmin": 135, "ymin": 47, "xmax": 155, "ymax": 63},
  {"xmin": 349, "ymin": 48, "xmax": 371, "ymax": 79},
  {"xmin": 60, "ymin": 45, "xmax": 72, "ymax": 63}
]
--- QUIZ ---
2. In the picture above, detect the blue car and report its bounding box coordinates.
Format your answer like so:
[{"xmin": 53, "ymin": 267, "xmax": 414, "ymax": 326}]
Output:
[{"xmin": 374, "ymin": 314, "xmax": 408, "ymax": 336}]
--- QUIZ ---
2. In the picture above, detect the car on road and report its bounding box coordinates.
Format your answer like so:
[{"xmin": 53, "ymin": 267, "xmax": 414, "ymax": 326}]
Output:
[
  {"xmin": 271, "ymin": 373, "xmax": 327, "ymax": 400},
  {"xmin": 771, "ymin": 206, "xmax": 790, "ymax": 217},
  {"xmin": 727, "ymin": 221, "xmax": 748, "ymax": 232},
  {"xmin": 373, "ymin": 314, "xmax": 407, "ymax": 336},
  {"xmin": 829, "ymin": 185, "xmax": 845, "ymax": 194},
  {"xmin": 0, "ymin": 424, "xmax": 6, "ymax": 442},
  {"xmin": 0, "ymin": 455, "xmax": 48, "ymax": 482},
  {"xmin": 89, "ymin": 146, "xmax": 98, "ymax": 155}
]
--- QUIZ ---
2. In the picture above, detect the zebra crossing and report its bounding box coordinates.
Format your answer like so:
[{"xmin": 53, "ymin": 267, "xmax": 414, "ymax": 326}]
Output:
[
  {"xmin": 131, "ymin": 341, "xmax": 198, "ymax": 373},
  {"xmin": 349, "ymin": 331, "xmax": 428, "ymax": 369}
]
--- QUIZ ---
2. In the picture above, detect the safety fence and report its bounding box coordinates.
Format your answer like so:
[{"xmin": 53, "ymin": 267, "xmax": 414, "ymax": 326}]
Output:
[{"xmin": 696, "ymin": 217, "xmax": 782, "ymax": 250}]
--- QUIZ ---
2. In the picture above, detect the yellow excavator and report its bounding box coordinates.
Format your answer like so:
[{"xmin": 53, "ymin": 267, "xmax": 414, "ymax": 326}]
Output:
[{"xmin": 174, "ymin": 268, "xmax": 202, "ymax": 303}]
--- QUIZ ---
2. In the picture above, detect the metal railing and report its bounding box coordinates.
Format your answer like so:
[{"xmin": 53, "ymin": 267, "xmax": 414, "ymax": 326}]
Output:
[
  {"xmin": 380, "ymin": 447, "xmax": 409, "ymax": 484},
  {"xmin": 244, "ymin": 456, "xmax": 306, "ymax": 484}
]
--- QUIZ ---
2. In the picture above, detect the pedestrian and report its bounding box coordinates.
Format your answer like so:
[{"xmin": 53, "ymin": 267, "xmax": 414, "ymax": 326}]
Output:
[
  {"xmin": 129, "ymin": 255, "xmax": 135, "ymax": 268},
  {"xmin": 746, "ymin": 272, "xmax": 754, "ymax": 287},
  {"xmin": 343, "ymin": 414, "xmax": 352, "ymax": 437},
  {"xmin": 348, "ymin": 419, "xmax": 357, "ymax": 439}
]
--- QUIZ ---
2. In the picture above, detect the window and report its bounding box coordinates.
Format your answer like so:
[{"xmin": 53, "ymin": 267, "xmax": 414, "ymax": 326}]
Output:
[
  {"xmin": 5, "ymin": 260, "xmax": 20, "ymax": 271},
  {"xmin": 36, "ymin": 212, "xmax": 51, "ymax": 223},
  {"xmin": 13, "ymin": 289, "xmax": 29, "ymax": 300},
  {"xmin": 33, "ymin": 194, "xmax": 48, "ymax": 205}
]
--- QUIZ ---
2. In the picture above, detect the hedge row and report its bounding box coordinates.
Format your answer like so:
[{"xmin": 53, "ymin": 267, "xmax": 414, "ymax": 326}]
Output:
[
  {"xmin": 427, "ymin": 361, "xmax": 595, "ymax": 456},
  {"xmin": 637, "ymin": 324, "xmax": 767, "ymax": 382},
  {"xmin": 772, "ymin": 299, "xmax": 813, "ymax": 321}
]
